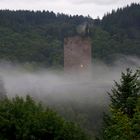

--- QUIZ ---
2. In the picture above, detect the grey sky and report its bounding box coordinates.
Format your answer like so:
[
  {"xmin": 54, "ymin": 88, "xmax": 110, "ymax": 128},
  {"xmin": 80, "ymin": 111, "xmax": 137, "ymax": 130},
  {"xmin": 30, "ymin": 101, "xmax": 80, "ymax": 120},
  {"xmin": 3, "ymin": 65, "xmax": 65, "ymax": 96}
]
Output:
[{"xmin": 0, "ymin": 0, "xmax": 139, "ymax": 18}]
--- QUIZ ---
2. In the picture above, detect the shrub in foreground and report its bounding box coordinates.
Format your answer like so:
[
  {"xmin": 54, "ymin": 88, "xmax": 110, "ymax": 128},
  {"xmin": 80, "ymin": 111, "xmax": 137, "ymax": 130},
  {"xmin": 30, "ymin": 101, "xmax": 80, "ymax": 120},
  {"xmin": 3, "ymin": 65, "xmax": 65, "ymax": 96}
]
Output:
[{"xmin": 0, "ymin": 95, "xmax": 89, "ymax": 140}]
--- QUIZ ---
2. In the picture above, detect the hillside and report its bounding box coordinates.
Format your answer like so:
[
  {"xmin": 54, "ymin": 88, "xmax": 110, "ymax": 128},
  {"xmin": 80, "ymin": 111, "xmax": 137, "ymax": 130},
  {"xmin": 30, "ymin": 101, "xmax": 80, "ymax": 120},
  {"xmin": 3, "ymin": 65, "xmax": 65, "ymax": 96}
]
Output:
[
  {"xmin": 0, "ymin": 3, "xmax": 140, "ymax": 67},
  {"xmin": 0, "ymin": 10, "xmax": 93, "ymax": 67},
  {"xmin": 93, "ymin": 3, "xmax": 140, "ymax": 62}
]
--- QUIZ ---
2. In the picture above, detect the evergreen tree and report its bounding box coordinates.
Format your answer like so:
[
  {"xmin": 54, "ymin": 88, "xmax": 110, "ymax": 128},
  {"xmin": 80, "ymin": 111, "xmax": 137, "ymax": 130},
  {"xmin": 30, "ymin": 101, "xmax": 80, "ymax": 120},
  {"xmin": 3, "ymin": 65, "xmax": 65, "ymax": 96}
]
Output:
[
  {"xmin": 109, "ymin": 68, "xmax": 140, "ymax": 118},
  {"xmin": 0, "ymin": 76, "xmax": 6, "ymax": 100},
  {"xmin": 100, "ymin": 68, "xmax": 140, "ymax": 140},
  {"xmin": 131, "ymin": 98, "xmax": 140, "ymax": 140}
]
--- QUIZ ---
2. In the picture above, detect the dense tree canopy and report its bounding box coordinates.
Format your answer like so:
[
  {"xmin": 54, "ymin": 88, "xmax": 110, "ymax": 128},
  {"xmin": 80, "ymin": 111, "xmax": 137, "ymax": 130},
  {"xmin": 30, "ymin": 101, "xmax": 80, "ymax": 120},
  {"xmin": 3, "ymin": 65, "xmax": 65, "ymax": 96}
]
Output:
[
  {"xmin": 0, "ymin": 77, "xmax": 6, "ymax": 99},
  {"xmin": 101, "ymin": 69, "xmax": 140, "ymax": 140},
  {"xmin": 0, "ymin": 3, "xmax": 140, "ymax": 67},
  {"xmin": 92, "ymin": 3, "xmax": 140, "ymax": 62},
  {"xmin": 109, "ymin": 68, "xmax": 140, "ymax": 118},
  {"xmin": 0, "ymin": 95, "xmax": 89, "ymax": 140}
]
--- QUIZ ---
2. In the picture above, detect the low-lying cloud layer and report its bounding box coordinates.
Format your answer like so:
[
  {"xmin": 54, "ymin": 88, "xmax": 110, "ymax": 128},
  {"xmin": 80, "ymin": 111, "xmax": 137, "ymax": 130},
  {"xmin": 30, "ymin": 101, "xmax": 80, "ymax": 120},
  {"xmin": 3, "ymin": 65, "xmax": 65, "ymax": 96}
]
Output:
[
  {"xmin": 0, "ymin": 56, "xmax": 139, "ymax": 104},
  {"xmin": 0, "ymin": 56, "xmax": 139, "ymax": 133}
]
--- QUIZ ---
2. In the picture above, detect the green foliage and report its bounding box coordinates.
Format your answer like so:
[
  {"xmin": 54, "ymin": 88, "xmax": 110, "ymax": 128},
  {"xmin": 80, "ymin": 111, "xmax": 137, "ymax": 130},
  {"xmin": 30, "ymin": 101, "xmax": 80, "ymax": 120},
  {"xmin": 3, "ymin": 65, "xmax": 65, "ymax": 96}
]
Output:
[
  {"xmin": 0, "ymin": 10, "xmax": 92, "ymax": 67},
  {"xmin": 103, "ymin": 110, "xmax": 132, "ymax": 140},
  {"xmin": 109, "ymin": 68, "xmax": 140, "ymax": 118},
  {"xmin": 0, "ymin": 3, "xmax": 140, "ymax": 66},
  {"xmin": 0, "ymin": 95, "xmax": 89, "ymax": 140},
  {"xmin": 131, "ymin": 98, "xmax": 140, "ymax": 139},
  {"xmin": 101, "ymin": 69, "xmax": 140, "ymax": 140},
  {"xmin": 92, "ymin": 3, "xmax": 140, "ymax": 63},
  {"xmin": 0, "ymin": 77, "xmax": 6, "ymax": 99}
]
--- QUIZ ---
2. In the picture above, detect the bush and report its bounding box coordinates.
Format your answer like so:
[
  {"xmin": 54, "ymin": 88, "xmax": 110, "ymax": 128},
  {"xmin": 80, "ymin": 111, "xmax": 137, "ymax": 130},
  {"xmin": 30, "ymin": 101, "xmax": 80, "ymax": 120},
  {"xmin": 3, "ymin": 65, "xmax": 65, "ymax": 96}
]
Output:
[{"xmin": 0, "ymin": 95, "xmax": 89, "ymax": 140}]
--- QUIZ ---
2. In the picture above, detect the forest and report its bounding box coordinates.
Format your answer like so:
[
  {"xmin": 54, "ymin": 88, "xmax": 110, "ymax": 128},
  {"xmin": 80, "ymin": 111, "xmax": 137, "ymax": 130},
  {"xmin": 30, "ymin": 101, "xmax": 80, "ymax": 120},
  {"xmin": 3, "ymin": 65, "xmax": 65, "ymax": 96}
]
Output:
[
  {"xmin": 0, "ymin": 3, "xmax": 140, "ymax": 140},
  {"xmin": 0, "ymin": 3, "xmax": 139, "ymax": 67},
  {"xmin": 0, "ymin": 68, "xmax": 140, "ymax": 140}
]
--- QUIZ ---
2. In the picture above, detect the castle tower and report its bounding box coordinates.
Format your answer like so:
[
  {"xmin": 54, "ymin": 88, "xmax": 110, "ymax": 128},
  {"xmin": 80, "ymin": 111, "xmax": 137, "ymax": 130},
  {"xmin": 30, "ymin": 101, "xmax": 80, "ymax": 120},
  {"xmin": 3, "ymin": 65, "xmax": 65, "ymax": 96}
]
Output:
[{"xmin": 64, "ymin": 36, "xmax": 91, "ymax": 73}]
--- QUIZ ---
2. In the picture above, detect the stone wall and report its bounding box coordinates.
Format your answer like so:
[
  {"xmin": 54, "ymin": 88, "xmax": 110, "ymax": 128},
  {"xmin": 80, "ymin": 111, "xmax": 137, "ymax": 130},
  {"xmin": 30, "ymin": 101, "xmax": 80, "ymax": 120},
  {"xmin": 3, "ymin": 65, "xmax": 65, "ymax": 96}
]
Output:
[{"xmin": 64, "ymin": 36, "xmax": 91, "ymax": 73}]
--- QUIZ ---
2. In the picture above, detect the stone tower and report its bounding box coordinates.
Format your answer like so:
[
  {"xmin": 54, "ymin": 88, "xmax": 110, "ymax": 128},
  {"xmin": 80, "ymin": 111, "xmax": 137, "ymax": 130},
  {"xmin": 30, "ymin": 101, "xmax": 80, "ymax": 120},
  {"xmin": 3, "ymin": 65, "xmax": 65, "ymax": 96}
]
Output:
[{"xmin": 64, "ymin": 36, "xmax": 91, "ymax": 73}]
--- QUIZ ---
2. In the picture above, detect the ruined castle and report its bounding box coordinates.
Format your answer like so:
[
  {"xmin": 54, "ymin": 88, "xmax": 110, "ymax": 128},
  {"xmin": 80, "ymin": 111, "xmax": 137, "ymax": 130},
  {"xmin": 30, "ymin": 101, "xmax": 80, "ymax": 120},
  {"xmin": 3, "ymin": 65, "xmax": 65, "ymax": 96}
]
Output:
[{"xmin": 64, "ymin": 35, "xmax": 91, "ymax": 73}]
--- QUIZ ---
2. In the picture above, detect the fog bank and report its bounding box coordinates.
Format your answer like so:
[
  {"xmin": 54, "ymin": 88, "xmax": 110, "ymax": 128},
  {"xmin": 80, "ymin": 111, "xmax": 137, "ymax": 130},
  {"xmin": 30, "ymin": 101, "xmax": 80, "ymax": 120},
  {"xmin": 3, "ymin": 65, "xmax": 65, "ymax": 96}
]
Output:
[{"xmin": 0, "ymin": 56, "xmax": 139, "ymax": 106}]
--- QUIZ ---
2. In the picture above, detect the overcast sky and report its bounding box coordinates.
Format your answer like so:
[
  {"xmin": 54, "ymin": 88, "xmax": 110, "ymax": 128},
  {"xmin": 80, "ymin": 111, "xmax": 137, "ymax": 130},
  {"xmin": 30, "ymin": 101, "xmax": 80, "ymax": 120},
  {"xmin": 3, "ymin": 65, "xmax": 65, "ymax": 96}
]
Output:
[{"xmin": 0, "ymin": 0, "xmax": 140, "ymax": 18}]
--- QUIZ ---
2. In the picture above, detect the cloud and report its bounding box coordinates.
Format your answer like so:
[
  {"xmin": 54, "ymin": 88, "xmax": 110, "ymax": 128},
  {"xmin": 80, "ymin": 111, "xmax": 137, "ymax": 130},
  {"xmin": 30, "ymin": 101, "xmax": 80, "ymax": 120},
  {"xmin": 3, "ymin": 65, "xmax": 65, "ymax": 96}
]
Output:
[
  {"xmin": 70, "ymin": 0, "xmax": 120, "ymax": 5},
  {"xmin": 0, "ymin": 0, "xmax": 139, "ymax": 18},
  {"xmin": 0, "ymin": 0, "xmax": 139, "ymax": 6},
  {"xmin": 0, "ymin": 57, "xmax": 139, "ymax": 130}
]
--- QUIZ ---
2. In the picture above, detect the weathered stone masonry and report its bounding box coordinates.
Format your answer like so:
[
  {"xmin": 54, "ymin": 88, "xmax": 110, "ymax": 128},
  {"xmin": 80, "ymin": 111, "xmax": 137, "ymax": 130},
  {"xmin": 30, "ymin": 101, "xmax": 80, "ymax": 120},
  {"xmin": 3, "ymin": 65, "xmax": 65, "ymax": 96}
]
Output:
[{"xmin": 64, "ymin": 36, "xmax": 91, "ymax": 73}]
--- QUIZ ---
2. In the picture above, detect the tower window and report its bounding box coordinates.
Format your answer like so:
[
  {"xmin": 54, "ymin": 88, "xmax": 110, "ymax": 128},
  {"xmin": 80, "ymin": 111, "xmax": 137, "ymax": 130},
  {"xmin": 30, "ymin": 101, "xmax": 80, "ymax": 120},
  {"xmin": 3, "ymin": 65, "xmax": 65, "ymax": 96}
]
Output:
[{"xmin": 80, "ymin": 64, "xmax": 84, "ymax": 68}]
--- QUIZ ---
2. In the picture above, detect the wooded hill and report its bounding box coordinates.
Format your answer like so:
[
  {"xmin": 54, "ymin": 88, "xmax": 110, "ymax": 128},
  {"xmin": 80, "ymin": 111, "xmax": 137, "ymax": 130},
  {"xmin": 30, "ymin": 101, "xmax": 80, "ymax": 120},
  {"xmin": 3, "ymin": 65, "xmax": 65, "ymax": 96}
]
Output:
[{"xmin": 0, "ymin": 3, "xmax": 139, "ymax": 67}]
